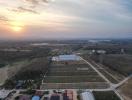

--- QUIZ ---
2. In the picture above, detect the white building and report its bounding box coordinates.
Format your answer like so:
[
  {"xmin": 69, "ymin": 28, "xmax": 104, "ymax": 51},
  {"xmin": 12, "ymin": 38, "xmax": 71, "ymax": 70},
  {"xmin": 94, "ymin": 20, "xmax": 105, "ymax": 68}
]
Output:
[
  {"xmin": 81, "ymin": 92, "xmax": 95, "ymax": 100},
  {"xmin": 97, "ymin": 50, "xmax": 106, "ymax": 54},
  {"xmin": 0, "ymin": 90, "xmax": 11, "ymax": 99},
  {"xmin": 52, "ymin": 54, "xmax": 81, "ymax": 61}
]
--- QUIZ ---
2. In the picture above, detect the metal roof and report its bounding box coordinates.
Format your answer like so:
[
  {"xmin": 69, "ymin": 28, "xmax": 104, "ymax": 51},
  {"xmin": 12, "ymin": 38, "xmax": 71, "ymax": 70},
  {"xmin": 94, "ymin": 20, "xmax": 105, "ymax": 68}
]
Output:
[
  {"xmin": 81, "ymin": 92, "xmax": 95, "ymax": 100},
  {"xmin": 32, "ymin": 96, "xmax": 40, "ymax": 100},
  {"xmin": 52, "ymin": 54, "xmax": 80, "ymax": 61},
  {"xmin": 0, "ymin": 90, "xmax": 11, "ymax": 99}
]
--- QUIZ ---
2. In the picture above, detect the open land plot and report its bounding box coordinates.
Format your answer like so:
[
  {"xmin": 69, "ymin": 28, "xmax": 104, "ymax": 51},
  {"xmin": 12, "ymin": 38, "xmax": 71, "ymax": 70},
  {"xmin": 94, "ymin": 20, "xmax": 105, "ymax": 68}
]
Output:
[
  {"xmin": 98, "ymin": 70, "xmax": 119, "ymax": 84},
  {"xmin": 0, "ymin": 60, "xmax": 30, "ymax": 85},
  {"xmin": 93, "ymin": 91, "xmax": 121, "ymax": 100},
  {"xmin": 47, "ymin": 71, "xmax": 98, "ymax": 76},
  {"xmin": 84, "ymin": 56, "xmax": 125, "ymax": 84},
  {"xmin": 89, "ymin": 54, "xmax": 132, "ymax": 76},
  {"xmin": 44, "ymin": 63, "xmax": 105, "ymax": 83},
  {"xmin": 105, "ymin": 67, "xmax": 125, "ymax": 81},
  {"xmin": 41, "ymin": 82, "xmax": 109, "ymax": 89},
  {"xmin": 118, "ymin": 78, "xmax": 132, "ymax": 100},
  {"xmin": 3, "ymin": 57, "xmax": 50, "ymax": 89},
  {"xmin": 13, "ymin": 58, "xmax": 50, "ymax": 80},
  {"xmin": 44, "ymin": 76, "xmax": 104, "ymax": 83},
  {"xmin": 96, "ymin": 63, "xmax": 125, "ymax": 82},
  {"xmin": 0, "ymin": 67, "xmax": 8, "ymax": 85},
  {"xmin": 42, "ymin": 61, "xmax": 108, "ymax": 89},
  {"xmin": 102, "ymin": 54, "xmax": 132, "ymax": 76},
  {"xmin": 52, "ymin": 60, "xmax": 86, "ymax": 65}
]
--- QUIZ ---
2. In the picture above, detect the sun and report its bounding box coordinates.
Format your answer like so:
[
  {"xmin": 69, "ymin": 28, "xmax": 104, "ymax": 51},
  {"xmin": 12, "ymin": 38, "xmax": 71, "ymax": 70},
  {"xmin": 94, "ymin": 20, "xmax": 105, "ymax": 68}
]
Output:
[
  {"xmin": 12, "ymin": 26, "xmax": 22, "ymax": 32},
  {"xmin": 10, "ymin": 21, "xmax": 24, "ymax": 32}
]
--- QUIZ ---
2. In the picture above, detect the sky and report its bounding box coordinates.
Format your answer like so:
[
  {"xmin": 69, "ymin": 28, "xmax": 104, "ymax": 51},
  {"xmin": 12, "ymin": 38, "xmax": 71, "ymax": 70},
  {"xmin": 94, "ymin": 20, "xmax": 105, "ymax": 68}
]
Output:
[{"xmin": 0, "ymin": 0, "xmax": 132, "ymax": 40}]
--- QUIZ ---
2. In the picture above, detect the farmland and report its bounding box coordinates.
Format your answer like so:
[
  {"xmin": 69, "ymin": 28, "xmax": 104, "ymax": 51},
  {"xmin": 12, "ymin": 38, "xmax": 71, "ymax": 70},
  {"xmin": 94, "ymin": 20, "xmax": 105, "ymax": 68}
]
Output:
[
  {"xmin": 118, "ymin": 78, "xmax": 132, "ymax": 100},
  {"xmin": 3, "ymin": 57, "xmax": 50, "ymax": 89},
  {"xmin": 0, "ymin": 60, "xmax": 30, "ymax": 85},
  {"xmin": 93, "ymin": 91, "xmax": 121, "ymax": 100},
  {"xmin": 41, "ymin": 60, "xmax": 108, "ymax": 89},
  {"xmin": 82, "ymin": 56, "xmax": 125, "ymax": 84},
  {"xmin": 0, "ymin": 40, "xmax": 132, "ymax": 100},
  {"xmin": 0, "ymin": 46, "xmax": 50, "ymax": 69},
  {"xmin": 89, "ymin": 54, "xmax": 132, "ymax": 76}
]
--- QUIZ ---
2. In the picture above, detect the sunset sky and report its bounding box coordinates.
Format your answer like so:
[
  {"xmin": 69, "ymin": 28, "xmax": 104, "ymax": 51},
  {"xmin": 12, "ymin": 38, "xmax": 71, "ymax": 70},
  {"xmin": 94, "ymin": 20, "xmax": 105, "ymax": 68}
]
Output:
[{"xmin": 0, "ymin": 0, "xmax": 132, "ymax": 40}]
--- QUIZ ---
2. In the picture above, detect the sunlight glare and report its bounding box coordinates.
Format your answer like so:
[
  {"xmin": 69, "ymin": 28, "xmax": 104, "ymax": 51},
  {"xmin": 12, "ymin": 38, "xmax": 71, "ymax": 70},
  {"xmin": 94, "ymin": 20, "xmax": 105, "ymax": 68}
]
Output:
[
  {"xmin": 12, "ymin": 26, "xmax": 22, "ymax": 32},
  {"xmin": 10, "ymin": 21, "xmax": 24, "ymax": 32}
]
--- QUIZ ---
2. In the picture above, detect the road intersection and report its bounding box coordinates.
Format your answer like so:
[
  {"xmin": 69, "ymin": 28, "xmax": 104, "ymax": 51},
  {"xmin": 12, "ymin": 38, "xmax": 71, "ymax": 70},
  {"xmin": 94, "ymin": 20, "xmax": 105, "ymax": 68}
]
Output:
[{"xmin": 80, "ymin": 56, "xmax": 132, "ymax": 100}]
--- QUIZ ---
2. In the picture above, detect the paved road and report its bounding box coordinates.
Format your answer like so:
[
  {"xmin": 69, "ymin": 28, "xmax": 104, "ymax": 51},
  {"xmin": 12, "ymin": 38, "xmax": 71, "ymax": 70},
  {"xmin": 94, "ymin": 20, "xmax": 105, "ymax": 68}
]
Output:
[
  {"xmin": 114, "ymin": 75, "xmax": 132, "ymax": 89},
  {"xmin": 93, "ymin": 61, "xmax": 120, "ymax": 82},
  {"xmin": 80, "ymin": 57, "xmax": 111, "ymax": 84},
  {"xmin": 80, "ymin": 56, "xmax": 131, "ymax": 100},
  {"xmin": 41, "ymin": 68, "xmax": 49, "ymax": 84},
  {"xmin": 2, "ymin": 56, "xmax": 131, "ymax": 100},
  {"xmin": 114, "ymin": 89, "xmax": 124, "ymax": 100}
]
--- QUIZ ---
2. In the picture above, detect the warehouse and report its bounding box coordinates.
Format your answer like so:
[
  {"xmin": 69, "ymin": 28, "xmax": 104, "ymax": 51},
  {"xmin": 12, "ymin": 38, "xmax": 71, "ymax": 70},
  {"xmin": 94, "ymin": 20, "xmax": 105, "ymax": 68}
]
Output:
[{"xmin": 52, "ymin": 54, "xmax": 81, "ymax": 61}]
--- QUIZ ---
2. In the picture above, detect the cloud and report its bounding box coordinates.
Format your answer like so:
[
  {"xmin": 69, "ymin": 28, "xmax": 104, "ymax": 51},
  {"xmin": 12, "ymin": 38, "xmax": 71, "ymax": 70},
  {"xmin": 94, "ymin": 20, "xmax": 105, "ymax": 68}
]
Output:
[
  {"xmin": 42, "ymin": 0, "xmax": 49, "ymax": 3},
  {"xmin": 11, "ymin": 7, "xmax": 39, "ymax": 14},
  {"xmin": 49, "ymin": 0, "xmax": 132, "ymax": 22},
  {"xmin": 23, "ymin": 0, "xmax": 49, "ymax": 5},
  {"xmin": 19, "ymin": 0, "xmax": 50, "ymax": 14},
  {"xmin": 0, "ymin": 15, "xmax": 11, "ymax": 27},
  {"xmin": 0, "ymin": 15, "xmax": 9, "ymax": 22},
  {"xmin": 24, "ymin": 0, "xmax": 39, "ymax": 4},
  {"xmin": 0, "ymin": 0, "xmax": 132, "ymax": 39}
]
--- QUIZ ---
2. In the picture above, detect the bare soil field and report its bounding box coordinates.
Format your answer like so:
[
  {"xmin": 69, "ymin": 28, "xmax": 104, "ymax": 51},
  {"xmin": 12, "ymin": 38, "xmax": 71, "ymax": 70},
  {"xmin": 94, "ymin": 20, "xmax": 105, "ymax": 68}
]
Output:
[
  {"xmin": 42, "ymin": 60, "xmax": 107, "ymax": 89},
  {"xmin": 93, "ymin": 91, "xmax": 121, "ymax": 100},
  {"xmin": 83, "ymin": 57, "xmax": 125, "ymax": 84},
  {"xmin": 0, "ymin": 67, "xmax": 8, "ymax": 85},
  {"xmin": 102, "ymin": 54, "xmax": 132, "ymax": 76},
  {"xmin": 41, "ymin": 82, "xmax": 109, "ymax": 89},
  {"xmin": 89, "ymin": 54, "xmax": 132, "ymax": 76},
  {"xmin": 0, "ymin": 60, "xmax": 30, "ymax": 85},
  {"xmin": 118, "ymin": 78, "xmax": 132, "ymax": 100}
]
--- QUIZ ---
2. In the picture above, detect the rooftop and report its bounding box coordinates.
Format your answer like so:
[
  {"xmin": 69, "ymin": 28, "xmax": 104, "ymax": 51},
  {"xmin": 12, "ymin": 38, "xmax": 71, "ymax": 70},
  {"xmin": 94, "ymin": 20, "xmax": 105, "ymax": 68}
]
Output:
[
  {"xmin": 0, "ymin": 90, "xmax": 11, "ymax": 99},
  {"xmin": 81, "ymin": 92, "xmax": 95, "ymax": 100},
  {"xmin": 52, "ymin": 54, "xmax": 81, "ymax": 61}
]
